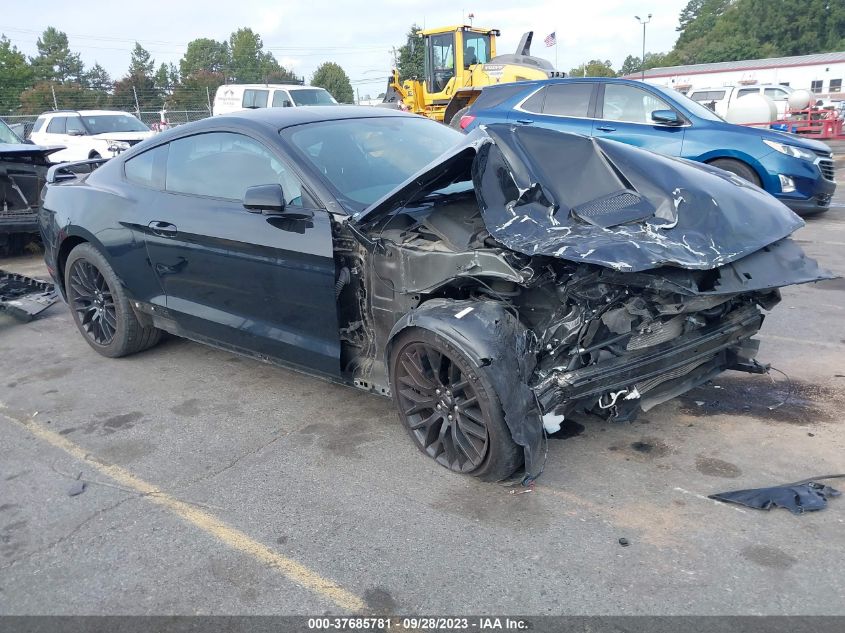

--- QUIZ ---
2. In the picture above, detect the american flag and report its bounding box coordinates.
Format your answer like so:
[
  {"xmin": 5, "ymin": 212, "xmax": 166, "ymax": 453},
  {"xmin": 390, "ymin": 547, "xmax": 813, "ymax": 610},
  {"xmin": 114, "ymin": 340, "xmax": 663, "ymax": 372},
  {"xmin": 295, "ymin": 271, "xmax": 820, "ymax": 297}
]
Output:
[{"xmin": 544, "ymin": 32, "xmax": 556, "ymax": 47}]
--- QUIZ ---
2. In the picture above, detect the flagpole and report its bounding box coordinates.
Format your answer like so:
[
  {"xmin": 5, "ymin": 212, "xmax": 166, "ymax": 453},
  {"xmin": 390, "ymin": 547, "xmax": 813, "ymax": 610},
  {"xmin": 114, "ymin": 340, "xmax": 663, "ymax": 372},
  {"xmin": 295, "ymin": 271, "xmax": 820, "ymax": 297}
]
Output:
[{"xmin": 555, "ymin": 39, "xmax": 558, "ymax": 71}]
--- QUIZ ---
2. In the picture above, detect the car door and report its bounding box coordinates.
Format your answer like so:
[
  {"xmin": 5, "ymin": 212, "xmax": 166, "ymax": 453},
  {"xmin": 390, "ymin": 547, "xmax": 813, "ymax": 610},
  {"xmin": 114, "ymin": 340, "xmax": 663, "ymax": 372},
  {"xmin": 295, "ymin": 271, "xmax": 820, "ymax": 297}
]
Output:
[
  {"xmin": 41, "ymin": 116, "xmax": 73, "ymax": 162},
  {"xmin": 592, "ymin": 83, "xmax": 685, "ymax": 156},
  {"xmin": 509, "ymin": 82, "xmax": 597, "ymax": 137},
  {"xmin": 271, "ymin": 90, "xmax": 294, "ymax": 108},
  {"xmin": 142, "ymin": 131, "xmax": 341, "ymax": 377}
]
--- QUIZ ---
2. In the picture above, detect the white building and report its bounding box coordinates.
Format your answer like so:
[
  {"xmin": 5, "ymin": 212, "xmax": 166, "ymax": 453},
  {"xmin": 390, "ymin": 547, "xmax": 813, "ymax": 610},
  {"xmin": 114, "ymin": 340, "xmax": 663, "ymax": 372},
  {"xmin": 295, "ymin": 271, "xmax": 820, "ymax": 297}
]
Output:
[{"xmin": 624, "ymin": 51, "xmax": 845, "ymax": 99}]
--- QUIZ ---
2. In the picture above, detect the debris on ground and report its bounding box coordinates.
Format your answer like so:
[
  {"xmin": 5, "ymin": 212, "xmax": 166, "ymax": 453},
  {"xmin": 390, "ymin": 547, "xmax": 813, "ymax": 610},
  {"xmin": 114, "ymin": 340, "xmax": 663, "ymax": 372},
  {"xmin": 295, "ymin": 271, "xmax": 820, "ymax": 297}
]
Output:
[
  {"xmin": 0, "ymin": 270, "xmax": 58, "ymax": 321},
  {"xmin": 709, "ymin": 475, "xmax": 844, "ymax": 514},
  {"xmin": 618, "ymin": 538, "xmax": 630, "ymax": 547}
]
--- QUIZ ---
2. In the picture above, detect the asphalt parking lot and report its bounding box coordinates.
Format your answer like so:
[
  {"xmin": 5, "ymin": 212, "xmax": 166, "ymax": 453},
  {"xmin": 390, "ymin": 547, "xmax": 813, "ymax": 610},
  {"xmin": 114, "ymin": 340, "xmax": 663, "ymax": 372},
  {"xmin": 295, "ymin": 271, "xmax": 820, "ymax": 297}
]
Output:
[{"xmin": 1, "ymin": 148, "xmax": 844, "ymax": 617}]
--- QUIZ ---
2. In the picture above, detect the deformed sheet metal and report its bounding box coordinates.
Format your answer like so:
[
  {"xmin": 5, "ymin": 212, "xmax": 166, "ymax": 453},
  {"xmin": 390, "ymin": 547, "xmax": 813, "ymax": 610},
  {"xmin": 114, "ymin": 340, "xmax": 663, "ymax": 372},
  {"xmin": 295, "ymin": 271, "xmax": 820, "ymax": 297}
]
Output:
[
  {"xmin": 0, "ymin": 270, "xmax": 58, "ymax": 321},
  {"xmin": 474, "ymin": 125, "xmax": 805, "ymax": 272},
  {"xmin": 710, "ymin": 476, "xmax": 843, "ymax": 515}
]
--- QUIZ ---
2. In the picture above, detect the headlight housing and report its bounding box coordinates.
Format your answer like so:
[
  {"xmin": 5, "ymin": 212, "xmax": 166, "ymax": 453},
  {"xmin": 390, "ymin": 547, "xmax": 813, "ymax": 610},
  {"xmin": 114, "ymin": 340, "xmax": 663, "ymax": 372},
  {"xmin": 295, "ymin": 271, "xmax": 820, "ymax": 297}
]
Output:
[
  {"xmin": 762, "ymin": 139, "xmax": 816, "ymax": 161},
  {"xmin": 107, "ymin": 140, "xmax": 131, "ymax": 153}
]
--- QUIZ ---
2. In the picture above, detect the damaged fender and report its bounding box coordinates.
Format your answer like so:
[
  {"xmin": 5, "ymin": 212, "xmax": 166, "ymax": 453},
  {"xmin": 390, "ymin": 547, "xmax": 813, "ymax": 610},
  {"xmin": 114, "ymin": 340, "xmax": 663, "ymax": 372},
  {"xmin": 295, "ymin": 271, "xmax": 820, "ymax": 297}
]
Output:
[{"xmin": 387, "ymin": 299, "xmax": 544, "ymax": 479}]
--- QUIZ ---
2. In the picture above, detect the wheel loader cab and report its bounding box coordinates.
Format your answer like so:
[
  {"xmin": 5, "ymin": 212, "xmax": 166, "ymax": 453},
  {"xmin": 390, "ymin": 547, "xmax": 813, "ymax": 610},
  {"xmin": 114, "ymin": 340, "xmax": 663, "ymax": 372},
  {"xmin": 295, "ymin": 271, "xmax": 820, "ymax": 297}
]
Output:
[{"xmin": 422, "ymin": 27, "xmax": 496, "ymax": 99}]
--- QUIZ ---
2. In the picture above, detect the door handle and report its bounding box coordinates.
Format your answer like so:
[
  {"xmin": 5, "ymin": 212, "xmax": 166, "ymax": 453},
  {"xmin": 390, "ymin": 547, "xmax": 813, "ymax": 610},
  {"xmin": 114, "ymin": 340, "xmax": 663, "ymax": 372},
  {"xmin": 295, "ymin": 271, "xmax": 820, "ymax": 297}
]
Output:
[
  {"xmin": 596, "ymin": 125, "xmax": 616, "ymax": 132},
  {"xmin": 516, "ymin": 118, "xmax": 534, "ymax": 125},
  {"xmin": 148, "ymin": 221, "xmax": 177, "ymax": 237}
]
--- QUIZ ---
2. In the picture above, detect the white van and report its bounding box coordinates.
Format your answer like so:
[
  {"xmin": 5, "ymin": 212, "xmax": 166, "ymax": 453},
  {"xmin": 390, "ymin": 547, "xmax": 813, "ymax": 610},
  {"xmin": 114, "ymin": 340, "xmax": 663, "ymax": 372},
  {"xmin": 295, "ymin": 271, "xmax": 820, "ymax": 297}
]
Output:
[
  {"xmin": 688, "ymin": 84, "xmax": 794, "ymax": 117},
  {"xmin": 212, "ymin": 84, "xmax": 338, "ymax": 116}
]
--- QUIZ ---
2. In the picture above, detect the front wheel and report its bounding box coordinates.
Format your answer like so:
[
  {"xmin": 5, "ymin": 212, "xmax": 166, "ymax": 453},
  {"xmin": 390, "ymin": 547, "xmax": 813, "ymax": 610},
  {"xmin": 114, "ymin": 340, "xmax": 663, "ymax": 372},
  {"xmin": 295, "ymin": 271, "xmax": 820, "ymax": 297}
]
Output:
[
  {"xmin": 64, "ymin": 243, "xmax": 161, "ymax": 358},
  {"xmin": 389, "ymin": 328, "xmax": 522, "ymax": 481},
  {"xmin": 708, "ymin": 158, "xmax": 761, "ymax": 187}
]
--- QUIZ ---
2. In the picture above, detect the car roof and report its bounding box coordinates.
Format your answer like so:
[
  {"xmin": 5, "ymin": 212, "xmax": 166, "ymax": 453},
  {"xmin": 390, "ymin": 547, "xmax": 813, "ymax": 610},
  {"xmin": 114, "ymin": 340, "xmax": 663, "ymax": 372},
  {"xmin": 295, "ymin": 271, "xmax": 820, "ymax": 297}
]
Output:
[
  {"xmin": 41, "ymin": 110, "xmax": 135, "ymax": 117},
  {"xmin": 215, "ymin": 84, "xmax": 326, "ymax": 91},
  {"xmin": 199, "ymin": 105, "xmax": 411, "ymax": 130}
]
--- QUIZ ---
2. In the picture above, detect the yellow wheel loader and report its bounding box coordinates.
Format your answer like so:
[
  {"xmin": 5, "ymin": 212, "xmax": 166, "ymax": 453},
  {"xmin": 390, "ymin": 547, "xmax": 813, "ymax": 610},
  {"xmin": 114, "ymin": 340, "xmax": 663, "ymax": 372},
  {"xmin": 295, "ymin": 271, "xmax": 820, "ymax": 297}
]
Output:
[{"xmin": 383, "ymin": 26, "xmax": 563, "ymax": 127}]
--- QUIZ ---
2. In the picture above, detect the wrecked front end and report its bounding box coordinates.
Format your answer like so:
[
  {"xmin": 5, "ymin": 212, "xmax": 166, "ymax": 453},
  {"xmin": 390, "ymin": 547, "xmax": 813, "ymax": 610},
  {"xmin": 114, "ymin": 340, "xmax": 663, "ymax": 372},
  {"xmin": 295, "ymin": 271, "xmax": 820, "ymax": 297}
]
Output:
[
  {"xmin": 345, "ymin": 125, "xmax": 833, "ymax": 479},
  {"xmin": 1, "ymin": 144, "xmax": 63, "ymax": 254}
]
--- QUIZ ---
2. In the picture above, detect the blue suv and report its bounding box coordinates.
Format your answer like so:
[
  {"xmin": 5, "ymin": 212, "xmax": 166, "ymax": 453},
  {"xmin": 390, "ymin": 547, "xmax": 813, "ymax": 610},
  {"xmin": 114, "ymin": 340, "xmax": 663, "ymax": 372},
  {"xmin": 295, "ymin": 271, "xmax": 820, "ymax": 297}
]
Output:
[{"xmin": 461, "ymin": 78, "xmax": 836, "ymax": 215}]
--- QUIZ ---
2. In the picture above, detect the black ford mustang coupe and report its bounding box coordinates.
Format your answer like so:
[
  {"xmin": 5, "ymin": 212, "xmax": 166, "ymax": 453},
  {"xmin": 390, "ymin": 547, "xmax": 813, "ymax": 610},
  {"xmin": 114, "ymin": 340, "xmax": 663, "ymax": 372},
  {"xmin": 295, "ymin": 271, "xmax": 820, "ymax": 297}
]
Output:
[{"xmin": 40, "ymin": 107, "xmax": 831, "ymax": 482}]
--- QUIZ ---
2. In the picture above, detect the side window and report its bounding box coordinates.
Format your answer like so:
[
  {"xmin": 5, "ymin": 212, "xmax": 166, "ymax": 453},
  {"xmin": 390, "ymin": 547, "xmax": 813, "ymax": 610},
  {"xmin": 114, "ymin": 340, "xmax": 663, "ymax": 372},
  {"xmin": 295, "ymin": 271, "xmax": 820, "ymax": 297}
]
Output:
[
  {"xmin": 521, "ymin": 87, "xmax": 546, "ymax": 113},
  {"xmin": 542, "ymin": 83, "xmax": 593, "ymax": 117},
  {"xmin": 463, "ymin": 33, "xmax": 490, "ymax": 68},
  {"xmin": 737, "ymin": 88, "xmax": 757, "ymax": 98},
  {"xmin": 65, "ymin": 116, "xmax": 86, "ymax": 135},
  {"xmin": 125, "ymin": 144, "xmax": 168, "ymax": 189},
  {"xmin": 243, "ymin": 89, "xmax": 269, "ymax": 109},
  {"xmin": 272, "ymin": 90, "xmax": 293, "ymax": 107},
  {"xmin": 601, "ymin": 84, "xmax": 671, "ymax": 123},
  {"xmin": 32, "ymin": 117, "xmax": 46, "ymax": 133},
  {"xmin": 165, "ymin": 132, "xmax": 304, "ymax": 206},
  {"xmin": 46, "ymin": 117, "xmax": 67, "ymax": 134}
]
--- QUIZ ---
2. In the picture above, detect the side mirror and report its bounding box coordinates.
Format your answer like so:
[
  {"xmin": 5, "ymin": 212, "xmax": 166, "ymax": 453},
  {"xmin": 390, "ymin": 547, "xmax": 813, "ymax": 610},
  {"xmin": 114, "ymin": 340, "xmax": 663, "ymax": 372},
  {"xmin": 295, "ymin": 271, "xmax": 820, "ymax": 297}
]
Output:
[
  {"xmin": 243, "ymin": 184, "xmax": 286, "ymax": 214},
  {"xmin": 651, "ymin": 109, "xmax": 682, "ymax": 126}
]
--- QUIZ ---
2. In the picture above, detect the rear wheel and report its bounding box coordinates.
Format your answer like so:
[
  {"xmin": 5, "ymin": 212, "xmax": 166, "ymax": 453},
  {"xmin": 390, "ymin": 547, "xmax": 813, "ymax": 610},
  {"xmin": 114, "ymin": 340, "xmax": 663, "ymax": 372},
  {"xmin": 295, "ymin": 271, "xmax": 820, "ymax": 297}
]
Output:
[
  {"xmin": 389, "ymin": 328, "xmax": 522, "ymax": 481},
  {"xmin": 64, "ymin": 243, "xmax": 161, "ymax": 358},
  {"xmin": 709, "ymin": 158, "xmax": 761, "ymax": 187}
]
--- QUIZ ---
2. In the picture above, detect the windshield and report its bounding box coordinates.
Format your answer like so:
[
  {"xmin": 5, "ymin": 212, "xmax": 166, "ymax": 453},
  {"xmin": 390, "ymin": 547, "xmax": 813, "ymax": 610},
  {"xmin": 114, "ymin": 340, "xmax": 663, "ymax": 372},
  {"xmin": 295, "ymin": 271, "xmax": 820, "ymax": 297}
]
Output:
[
  {"xmin": 291, "ymin": 89, "xmax": 337, "ymax": 106},
  {"xmin": 654, "ymin": 86, "xmax": 725, "ymax": 122},
  {"xmin": 0, "ymin": 119, "xmax": 21, "ymax": 143},
  {"xmin": 80, "ymin": 114, "xmax": 149, "ymax": 134},
  {"xmin": 283, "ymin": 116, "xmax": 463, "ymax": 212}
]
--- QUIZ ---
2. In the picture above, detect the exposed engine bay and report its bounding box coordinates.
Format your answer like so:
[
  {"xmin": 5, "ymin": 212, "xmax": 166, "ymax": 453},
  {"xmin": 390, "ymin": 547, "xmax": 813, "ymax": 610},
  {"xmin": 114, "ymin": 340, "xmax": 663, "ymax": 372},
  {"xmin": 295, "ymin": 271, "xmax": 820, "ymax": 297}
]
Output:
[{"xmin": 333, "ymin": 124, "xmax": 833, "ymax": 479}]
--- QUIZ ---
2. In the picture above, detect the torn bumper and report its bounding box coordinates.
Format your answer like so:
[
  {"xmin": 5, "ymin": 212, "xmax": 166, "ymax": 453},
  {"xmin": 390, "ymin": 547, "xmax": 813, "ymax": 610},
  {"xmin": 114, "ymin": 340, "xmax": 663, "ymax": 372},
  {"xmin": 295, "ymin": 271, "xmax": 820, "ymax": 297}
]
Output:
[{"xmin": 534, "ymin": 303, "xmax": 764, "ymax": 418}]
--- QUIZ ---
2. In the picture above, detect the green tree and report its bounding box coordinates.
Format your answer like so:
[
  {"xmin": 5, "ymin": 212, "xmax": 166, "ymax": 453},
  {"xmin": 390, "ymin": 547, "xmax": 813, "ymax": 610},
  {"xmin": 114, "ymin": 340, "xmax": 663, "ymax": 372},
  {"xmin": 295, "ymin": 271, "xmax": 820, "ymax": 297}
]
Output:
[
  {"xmin": 84, "ymin": 63, "xmax": 112, "ymax": 93},
  {"xmin": 311, "ymin": 62, "xmax": 354, "ymax": 103},
  {"xmin": 397, "ymin": 24, "xmax": 424, "ymax": 80},
  {"xmin": 0, "ymin": 36, "xmax": 34, "ymax": 112},
  {"xmin": 19, "ymin": 82, "xmax": 98, "ymax": 114},
  {"xmin": 620, "ymin": 55, "xmax": 640, "ymax": 76},
  {"xmin": 228, "ymin": 28, "xmax": 280, "ymax": 82},
  {"xmin": 128, "ymin": 42, "xmax": 155, "ymax": 79},
  {"xmin": 567, "ymin": 59, "xmax": 616, "ymax": 78},
  {"xmin": 169, "ymin": 70, "xmax": 224, "ymax": 111},
  {"xmin": 30, "ymin": 27, "xmax": 84, "ymax": 84},
  {"xmin": 114, "ymin": 43, "xmax": 159, "ymax": 110},
  {"xmin": 180, "ymin": 38, "xmax": 230, "ymax": 78}
]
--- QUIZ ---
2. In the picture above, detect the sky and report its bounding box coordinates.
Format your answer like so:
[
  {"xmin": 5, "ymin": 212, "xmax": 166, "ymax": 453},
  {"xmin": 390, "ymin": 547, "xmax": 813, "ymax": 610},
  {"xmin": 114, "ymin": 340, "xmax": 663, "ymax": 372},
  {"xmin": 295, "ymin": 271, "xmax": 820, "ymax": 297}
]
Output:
[{"xmin": 1, "ymin": 0, "xmax": 690, "ymax": 99}]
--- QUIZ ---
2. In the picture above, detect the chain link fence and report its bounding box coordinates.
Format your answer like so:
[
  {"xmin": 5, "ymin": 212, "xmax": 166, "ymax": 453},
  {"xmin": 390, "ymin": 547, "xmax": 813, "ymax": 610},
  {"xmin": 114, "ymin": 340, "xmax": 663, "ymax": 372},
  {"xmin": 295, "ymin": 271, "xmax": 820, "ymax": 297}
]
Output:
[{"xmin": 1, "ymin": 110, "xmax": 211, "ymax": 139}]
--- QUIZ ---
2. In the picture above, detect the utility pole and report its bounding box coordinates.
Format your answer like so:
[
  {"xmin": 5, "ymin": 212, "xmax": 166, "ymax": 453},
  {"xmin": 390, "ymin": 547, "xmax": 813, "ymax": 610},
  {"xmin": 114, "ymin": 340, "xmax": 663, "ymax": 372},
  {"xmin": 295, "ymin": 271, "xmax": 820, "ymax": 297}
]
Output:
[
  {"xmin": 51, "ymin": 85, "xmax": 58, "ymax": 110},
  {"xmin": 634, "ymin": 14, "xmax": 652, "ymax": 81},
  {"xmin": 132, "ymin": 86, "xmax": 141, "ymax": 118},
  {"xmin": 206, "ymin": 86, "xmax": 212, "ymax": 115}
]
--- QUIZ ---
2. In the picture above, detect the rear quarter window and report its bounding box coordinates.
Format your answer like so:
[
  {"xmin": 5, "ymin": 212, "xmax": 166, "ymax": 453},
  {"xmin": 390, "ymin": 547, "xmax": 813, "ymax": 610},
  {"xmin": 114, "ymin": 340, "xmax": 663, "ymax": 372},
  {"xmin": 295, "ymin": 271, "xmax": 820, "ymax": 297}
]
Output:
[
  {"xmin": 473, "ymin": 84, "xmax": 536, "ymax": 111},
  {"xmin": 32, "ymin": 117, "xmax": 46, "ymax": 133},
  {"xmin": 124, "ymin": 144, "xmax": 168, "ymax": 189},
  {"xmin": 243, "ymin": 89, "xmax": 269, "ymax": 109}
]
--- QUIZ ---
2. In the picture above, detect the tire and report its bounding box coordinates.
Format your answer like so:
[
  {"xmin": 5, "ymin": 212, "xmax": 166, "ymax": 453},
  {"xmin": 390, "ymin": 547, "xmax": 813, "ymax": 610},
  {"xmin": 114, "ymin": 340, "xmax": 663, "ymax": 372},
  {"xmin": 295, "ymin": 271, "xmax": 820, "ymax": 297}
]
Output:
[
  {"xmin": 389, "ymin": 327, "xmax": 523, "ymax": 481},
  {"xmin": 448, "ymin": 106, "xmax": 470, "ymax": 131},
  {"xmin": 64, "ymin": 243, "xmax": 161, "ymax": 358},
  {"xmin": 709, "ymin": 158, "xmax": 761, "ymax": 187}
]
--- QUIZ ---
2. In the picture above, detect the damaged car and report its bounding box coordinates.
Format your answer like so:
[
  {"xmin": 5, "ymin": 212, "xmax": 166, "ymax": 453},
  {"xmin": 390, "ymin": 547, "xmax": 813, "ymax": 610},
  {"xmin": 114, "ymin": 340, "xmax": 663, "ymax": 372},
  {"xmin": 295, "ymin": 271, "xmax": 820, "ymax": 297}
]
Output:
[
  {"xmin": 39, "ymin": 107, "xmax": 832, "ymax": 481},
  {"xmin": 1, "ymin": 118, "xmax": 63, "ymax": 256}
]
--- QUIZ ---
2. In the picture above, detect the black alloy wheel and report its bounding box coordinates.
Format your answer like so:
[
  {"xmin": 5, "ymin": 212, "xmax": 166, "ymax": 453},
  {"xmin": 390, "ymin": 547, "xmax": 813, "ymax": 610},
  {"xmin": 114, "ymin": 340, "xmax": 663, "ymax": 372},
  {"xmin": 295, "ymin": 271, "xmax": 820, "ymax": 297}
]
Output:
[
  {"xmin": 67, "ymin": 258, "xmax": 117, "ymax": 346},
  {"xmin": 394, "ymin": 341, "xmax": 491, "ymax": 473}
]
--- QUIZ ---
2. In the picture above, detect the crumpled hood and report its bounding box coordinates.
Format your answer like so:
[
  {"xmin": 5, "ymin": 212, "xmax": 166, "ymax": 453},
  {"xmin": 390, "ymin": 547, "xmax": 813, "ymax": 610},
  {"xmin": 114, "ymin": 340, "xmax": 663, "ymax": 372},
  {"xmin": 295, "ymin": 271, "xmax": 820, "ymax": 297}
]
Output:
[
  {"xmin": 475, "ymin": 125, "xmax": 805, "ymax": 272},
  {"xmin": 356, "ymin": 124, "xmax": 807, "ymax": 273},
  {"xmin": 0, "ymin": 143, "xmax": 65, "ymax": 161}
]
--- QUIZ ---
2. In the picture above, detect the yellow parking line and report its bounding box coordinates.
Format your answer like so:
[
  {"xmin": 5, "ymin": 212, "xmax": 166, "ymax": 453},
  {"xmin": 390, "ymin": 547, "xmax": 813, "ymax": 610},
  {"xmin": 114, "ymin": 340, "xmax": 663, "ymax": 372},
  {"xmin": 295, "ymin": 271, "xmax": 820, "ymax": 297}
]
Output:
[{"xmin": 0, "ymin": 409, "xmax": 366, "ymax": 613}]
